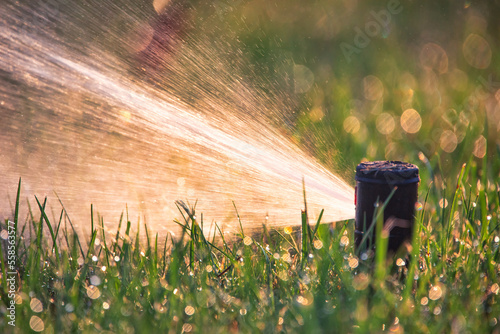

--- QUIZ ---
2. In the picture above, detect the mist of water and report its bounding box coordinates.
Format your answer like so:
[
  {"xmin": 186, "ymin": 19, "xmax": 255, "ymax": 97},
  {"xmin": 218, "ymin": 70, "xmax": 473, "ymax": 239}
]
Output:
[{"xmin": 0, "ymin": 2, "xmax": 354, "ymax": 238}]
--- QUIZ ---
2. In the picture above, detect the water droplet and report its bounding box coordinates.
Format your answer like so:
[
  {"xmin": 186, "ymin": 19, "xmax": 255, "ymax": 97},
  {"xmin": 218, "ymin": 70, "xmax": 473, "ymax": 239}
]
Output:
[
  {"xmin": 429, "ymin": 285, "xmax": 443, "ymax": 300},
  {"xmin": 30, "ymin": 298, "xmax": 43, "ymax": 313},
  {"xmin": 65, "ymin": 303, "xmax": 74, "ymax": 313},
  {"xmin": 185, "ymin": 305, "xmax": 195, "ymax": 316},
  {"xmin": 182, "ymin": 324, "xmax": 193, "ymax": 332},
  {"xmin": 29, "ymin": 316, "xmax": 44, "ymax": 332},
  {"xmin": 284, "ymin": 226, "xmax": 293, "ymax": 235},
  {"xmin": 87, "ymin": 285, "xmax": 101, "ymax": 299},
  {"xmin": 340, "ymin": 236, "xmax": 350, "ymax": 247},
  {"xmin": 103, "ymin": 302, "xmax": 110, "ymax": 309},
  {"xmin": 90, "ymin": 275, "xmax": 101, "ymax": 286},
  {"xmin": 348, "ymin": 256, "xmax": 359, "ymax": 269},
  {"xmin": 439, "ymin": 198, "xmax": 448, "ymax": 209},
  {"xmin": 243, "ymin": 236, "xmax": 252, "ymax": 246}
]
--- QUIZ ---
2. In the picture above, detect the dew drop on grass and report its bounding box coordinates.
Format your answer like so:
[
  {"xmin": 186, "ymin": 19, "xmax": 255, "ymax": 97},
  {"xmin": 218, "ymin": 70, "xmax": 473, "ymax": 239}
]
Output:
[
  {"xmin": 491, "ymin": 283, "xmax": 499, "ymax": 295},
  {"xmin": 0, "ymin": 230, "xmax": 8, "ymax": 240},
  {"xmin": 114, "ymin": 256, "xmax": 120, "ymax": 262},
  {"xmin": 103, "ymin": 302, "xmax": 110, "ymax": 310},
  {"xmin": 182, "ymin": 324, "xmax": 193, "ymax": 333},
  {"xmin": 348, "ymin": 256, "xmax": 359, "ymax": 269},
  {"xmin": 65, "ymin": 303, "xmax": 74, "ymax": 313},
  {"xmin": 205, "ymin": 265, "xmax": 213, "ymax": 272},
  {"xmin": 340, "ymin": 236, "xmax": 349, "ymax": 247},
  {"xmin": 313, "ymin": 240, "xmax": 323, "ymax": 249},
  {"xmin": 421, "ymin": 297, "xmax": 428, "ymax": 305},
  {"xmin": 90, "ymin": 275, "xmax": 101, "ymax": 286},
  {"xmin": 415, "ymin": 202, "xmax": 423, "ymax": 211},
  {"xmin": 243, "ymin": 236, "xmax": 252, "ymax": 246},
  {"xmin": 396, "ymin": 258, "xmax": 406, "ymax": 267},
  {"xmin": 29, "ymin": 315, "xmax": 44, "ymax": 332},
  {"xmin": 15, "ymin": 294, "xmax": 22, "ymax": 304},
  {"xmin": 439, "ymin": 199, "xmax": 448, "ymax": 209},
  {"xmin": 30, "ymin": 298, "xmax": 43, "ymax": 313},
  {"xmin": 185, "ymin": 305, "xmax": 195, "ymax": 316},
  {"xmin": 77, "ymin": 257, "xmax": 84, "ymax": 266},
  {"xmin": 87, "ymin": 285, "xmax": 101, "ymax": 299},
  {"xmin": 240, "ymin": 308, "xmax": 247, "ymax": 315},
  {"xmin": 284, "ymin": 226, "xmax": 293, "ymax": 235},
  {"xmin": 494, "ymin": 236, "xmax": 499, "ymax": 243},
  {"xmin": 429, "ymin": 285, "xmax": 443, "ymax": 300}
]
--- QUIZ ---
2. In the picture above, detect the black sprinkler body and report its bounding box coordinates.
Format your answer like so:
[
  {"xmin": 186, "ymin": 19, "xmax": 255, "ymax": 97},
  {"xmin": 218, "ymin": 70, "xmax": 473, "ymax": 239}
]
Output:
[{"xmin": 354, "ymin": 161, "xmax": 419, "ymax": 254}]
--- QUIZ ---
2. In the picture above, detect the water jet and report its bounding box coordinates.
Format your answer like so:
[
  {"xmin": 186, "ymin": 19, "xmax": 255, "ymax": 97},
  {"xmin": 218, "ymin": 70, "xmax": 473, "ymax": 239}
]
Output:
[{"xmin": 0, "ymin": 1, "xmax": 354, "ymax": 238}]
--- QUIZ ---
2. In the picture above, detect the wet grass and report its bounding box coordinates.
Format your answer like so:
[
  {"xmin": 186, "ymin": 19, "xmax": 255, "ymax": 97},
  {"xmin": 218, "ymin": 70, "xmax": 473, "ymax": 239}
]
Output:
[{"xmin": 0, "ymin": 160, "xmax": 499, "ymax": 333}]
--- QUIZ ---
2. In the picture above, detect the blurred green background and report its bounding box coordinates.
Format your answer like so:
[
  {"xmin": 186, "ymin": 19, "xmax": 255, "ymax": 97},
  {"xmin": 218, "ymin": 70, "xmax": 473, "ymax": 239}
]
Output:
[{"xmin": 200, "ymin": 0, "xmax": 500, "ymax": 181}]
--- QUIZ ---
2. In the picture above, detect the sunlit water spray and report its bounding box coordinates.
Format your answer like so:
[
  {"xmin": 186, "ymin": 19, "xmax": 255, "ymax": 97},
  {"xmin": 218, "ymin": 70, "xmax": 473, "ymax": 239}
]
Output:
[{"xmin": 0, "ymin": 2, "xmax": 354, "ymax": 238}]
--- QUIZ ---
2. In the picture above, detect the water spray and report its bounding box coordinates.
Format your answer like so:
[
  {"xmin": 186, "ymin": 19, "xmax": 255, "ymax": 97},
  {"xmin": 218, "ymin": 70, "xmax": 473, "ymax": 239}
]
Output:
[{"xmin": 354, "ymin": 161, "xmax": 419, "ymax": 255}]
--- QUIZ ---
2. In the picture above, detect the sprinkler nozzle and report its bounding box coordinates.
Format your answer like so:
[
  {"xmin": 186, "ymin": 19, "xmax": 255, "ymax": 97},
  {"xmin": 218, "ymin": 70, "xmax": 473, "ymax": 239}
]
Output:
[{"xmin": 354, "ymin": 160, "xmax": 419, "ymax": 255}]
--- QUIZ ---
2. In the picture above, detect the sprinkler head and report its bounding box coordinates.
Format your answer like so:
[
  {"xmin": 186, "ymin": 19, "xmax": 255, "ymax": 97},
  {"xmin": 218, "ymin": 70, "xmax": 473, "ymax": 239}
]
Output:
[{"xmin": 354, "ymin": 161, "xmax": 419, "ymax": 255}]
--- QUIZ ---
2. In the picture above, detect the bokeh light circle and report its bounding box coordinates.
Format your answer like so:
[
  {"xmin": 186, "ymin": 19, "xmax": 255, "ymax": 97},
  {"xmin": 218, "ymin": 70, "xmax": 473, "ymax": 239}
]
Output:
[
  {"xmin": 462, "ymin": 34, "xmax": 492, "ymax": 69},
  {"xmin": 376, "ymin": 112, "xmax": 395, "ymax": 135},
  {"xmin": 363, "ymin": 75, "xmax": 384, "ymax": 101},
  {"xmin": 420, "ymin": 43, "xmax": 448, "ymax": 74},
  {"xmin": 400, "ymin": 109, "xmax": 422, "ymax": 134},
  {"xmin": 440, "ymin": 130, "xmax": 458, "ymax": 153},
  {"xmin": 473, "ymin": 135, "xmax": 486, "ymax": 158},
  {"xmin": 30, "ymin": 316, "xmax": 45, "ymax": 332},
  {"xmin": 343, "ymin": 116, "xmax": 361, "ymax": 134}
]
